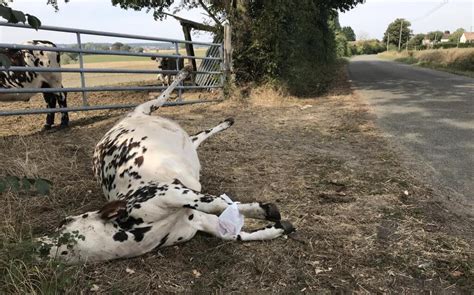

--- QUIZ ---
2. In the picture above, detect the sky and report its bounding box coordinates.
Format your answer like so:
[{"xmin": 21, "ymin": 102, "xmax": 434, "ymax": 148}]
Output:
[
  {"xmin": 340, "ymin": 0, "xmax": 473, "ymax": 40},
  {"xmin": 0, "ymin": 0, "xmax": 214, "ymax": 44},
  {"xmin": 0, "ymin": 0, "xmax": 473, "ymax": 44}
]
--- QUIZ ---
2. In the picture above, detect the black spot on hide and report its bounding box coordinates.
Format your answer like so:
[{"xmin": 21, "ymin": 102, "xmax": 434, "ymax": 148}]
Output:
[{"xmin": 113, "ymin": 231, "xmax": 128, "ymax": 242}]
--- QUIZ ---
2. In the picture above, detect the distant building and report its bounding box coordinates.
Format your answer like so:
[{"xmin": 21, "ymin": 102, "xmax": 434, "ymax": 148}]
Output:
[
  {"xmin": 440, "ymin": 31, "xmax": 450, "ymax": 43},
  {"xmin": 460, "ymin": 32, "xmax": 474, "ymax": 43},
  {"xmin": 422, "ymin": 37, "xmax": 433, "ymax": 46}
]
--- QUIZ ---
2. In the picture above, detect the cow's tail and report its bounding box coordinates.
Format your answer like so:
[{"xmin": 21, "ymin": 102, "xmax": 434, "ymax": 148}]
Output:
[{"xmin": 132, "ymin": 65, "xmax": 191, "ymax": 116}]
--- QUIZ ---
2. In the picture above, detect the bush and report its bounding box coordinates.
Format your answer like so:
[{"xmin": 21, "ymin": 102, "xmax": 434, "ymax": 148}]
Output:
[
  {"xmin": 232, "ymin": 0, "xmax": 341, "ymax": 96},
  {"xmin": 349, "ymin": 40, "xmax": 386, "ymax": 55},
  {"xmin": 335, "ymin": 32, "xmax": 350, "ymax": 57},
  {"xmin": 60, "ymin": 54, "xmax": 72, "ymax": 65},
  {"xmin": 433, "ymin": 42, "xmax": 458, "ymax": 49},
  {"xmin": 458, "ymin": 43, "xmax": 474, "ymax": 48}
]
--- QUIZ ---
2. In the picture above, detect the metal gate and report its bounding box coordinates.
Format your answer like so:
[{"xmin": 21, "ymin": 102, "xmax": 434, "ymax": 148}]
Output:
[{"xmin": 0, "ymin": 22, "xmax": 225, "ymax": 116}]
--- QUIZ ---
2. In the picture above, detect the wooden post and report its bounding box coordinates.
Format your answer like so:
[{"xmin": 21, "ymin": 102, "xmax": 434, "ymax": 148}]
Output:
[
  {"xmin": 223, "ymin": 23, "xmax": 232, "ymax": 81},
  {"xmin": 182, "ymin": 24, "xmax": 197, "ymax": 85}
]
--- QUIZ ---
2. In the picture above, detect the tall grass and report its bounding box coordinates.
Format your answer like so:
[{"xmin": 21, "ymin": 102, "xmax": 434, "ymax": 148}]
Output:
[{"xmin": 379, "ymin": 48, "xmax": 474, "ymax": 75}]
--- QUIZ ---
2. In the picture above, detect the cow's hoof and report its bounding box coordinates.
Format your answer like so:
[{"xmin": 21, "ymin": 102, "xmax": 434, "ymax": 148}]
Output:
[
  {"xmin": 223, "ymin": 118, "xmax": 235, "ymax": 126},
  {"xmin": 275, "ymin": 220, "xmax": 295, "ymax": 234},
  {"xmin": 261, "ymin": 203, "xmax": 281, "ymax": 221},
  {"xmin": 58, "ymin": 124, "xmax": 69, "ymax": 130},
  {"xmin": 42, "ymin": 125, "xmax": 52, "ymax": 131}
]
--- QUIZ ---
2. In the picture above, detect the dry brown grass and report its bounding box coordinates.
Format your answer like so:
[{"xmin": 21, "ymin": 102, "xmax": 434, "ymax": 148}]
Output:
[
  {"xmin": 379, "ymin": 48, "xmax": 474, "ymax": 75},
  {"xmin": 0, "ymin": 64, "xmax": 473, "ymax": 293}
]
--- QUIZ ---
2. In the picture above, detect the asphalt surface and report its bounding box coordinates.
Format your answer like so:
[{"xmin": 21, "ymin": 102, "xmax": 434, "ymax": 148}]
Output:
[{"xmin": 348, "ymin": 55, "xmax": 473, "ymax": 208}]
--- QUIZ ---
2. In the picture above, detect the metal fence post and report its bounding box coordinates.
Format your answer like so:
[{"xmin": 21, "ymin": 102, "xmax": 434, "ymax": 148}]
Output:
[
  {"xmin": 174, "ymin": 42, "xmax": 183, "ymax": 102},
  {"xmin": 76, "ymin": 32, "xmax": 88, "ymax": 106}
]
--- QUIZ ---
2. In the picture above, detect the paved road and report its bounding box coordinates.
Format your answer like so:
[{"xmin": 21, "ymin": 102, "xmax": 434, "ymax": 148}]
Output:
[{"xmin": 348, "ymin": 55, "xmax": 473, "ymax": 208}]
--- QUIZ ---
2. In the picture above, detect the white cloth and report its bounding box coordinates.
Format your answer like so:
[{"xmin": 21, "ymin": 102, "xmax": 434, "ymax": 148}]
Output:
[{"xmin": 217, "ymin": 194, "xmax": 244, "ymax": 238}]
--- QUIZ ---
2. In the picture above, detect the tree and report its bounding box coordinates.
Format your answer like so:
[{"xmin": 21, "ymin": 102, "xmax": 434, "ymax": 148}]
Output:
[
  {"xmin": 407, "ymin": 33, "xmax": 425, "ymax": 48},
  {"xmin": 341, "ymin": 26, "xmax": 356, "ymax": 41},
  {"xmin": 97, "ymin": 44, "xmax": 110, "ymax": 51},
  {"xmin": 449, "ymin": 28, "xmax": 465, "ymax": 43},
  {"xmin": 0, "ymin": 3, "xmax": 42, "ymax": 67},
  {"xmin": 111, "ymin": 42, "xmax": 124, "ymax": 51},
  {"xmin": 383, "ymin": 18, "xmax": 412, "ymax": 50},
  {"xmin": 426, "ymin": 31, "xmax": 443, "ymax": 42},
  {"xmin": 335, "ymin": 32, "xmax": 349, "ymax": 57},
  {"xmin": 0, "ymin": 3, "xmax": 41, "ymax": 29},
  {"xmin": 120, "ymin": 44, "xmax": 131, "ymax": 52},
  {"xmin": 133, "ymin": 47, "xmax": 144, "ymax": 53}
]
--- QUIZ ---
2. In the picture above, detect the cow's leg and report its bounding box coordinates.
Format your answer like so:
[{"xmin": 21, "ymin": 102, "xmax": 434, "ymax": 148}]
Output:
[
  {"xmin": 159, "ymin": 184, "xmax": 281, "ymax": 221},
  {"xmin": 56, "ymin": 88, "xmax": 69, "ymax": 127},
  {"xmin": 43, "ymin": 92, "xmax": 57, "ymax": 130},
  {"xmin": 190, "ymin": 118, "xmax": 234, "ymax": 148},
  {"xmin": 189, "ymin": 210, "xmax": 294, "ymax": 241}
]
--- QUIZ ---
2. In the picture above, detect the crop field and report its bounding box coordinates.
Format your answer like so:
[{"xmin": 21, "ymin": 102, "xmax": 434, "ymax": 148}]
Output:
[
  {"xmin": 0, "ymin": 63, "xmax": 472, "ymax": 293},
  {"xmin": 67, "ymin": 48, "xmax": 208, "ymax": 64},
  {"xmin": 61, "ymin": 48, "xmax": 209, "ymax": 87}
]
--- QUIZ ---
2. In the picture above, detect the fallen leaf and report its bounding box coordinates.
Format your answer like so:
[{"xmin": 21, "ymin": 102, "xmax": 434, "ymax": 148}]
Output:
[
  {"xmin": 192, "ymin": 269, "xmax": 201, "ymax": 278},
  {"xmin": 90, "ymin": 284, "xmax": 99, "ymax": 292},
  {"xmin": 125, "ymin": 267, "xmax": 135, "ymax": 274},
  {"xmin": 451, "ymin": 270, "xmax": 463, "ymax": 277}
]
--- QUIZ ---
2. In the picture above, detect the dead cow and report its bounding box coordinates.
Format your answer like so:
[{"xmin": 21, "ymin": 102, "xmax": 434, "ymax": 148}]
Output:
[
  {"xmin": 0, "ymin": 40, "xmax": 69, "ymax": 129},
  {"xmin": 37, "ymin": 69, "xmax": 294, "ymax": 263}
]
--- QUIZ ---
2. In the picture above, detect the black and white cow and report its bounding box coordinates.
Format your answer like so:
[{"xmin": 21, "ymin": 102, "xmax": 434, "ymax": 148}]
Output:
[
  {"xmin": 0, "ymin": 40, "xmax": 69, "ymax": 129},
  {"xmin": 151, "ymin": 55, "xmax": 185, "ymax": 86},
  {"xmin": 37, "ymin": 70, "xmax": 294, "ymax": 263}
]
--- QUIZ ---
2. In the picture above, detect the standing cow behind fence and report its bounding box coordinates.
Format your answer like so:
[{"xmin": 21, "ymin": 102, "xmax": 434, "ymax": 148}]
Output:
[
  {"xmin": 151, "ymin": 55, "xmax": 185, "ymax": 86},
  {"xmin": 0, "ymin": 40, "xmax": 69, "ymax": 129}
]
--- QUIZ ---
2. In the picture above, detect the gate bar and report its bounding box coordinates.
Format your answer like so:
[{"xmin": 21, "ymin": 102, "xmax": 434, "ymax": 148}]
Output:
[
  {"xmin": 1, "ymin": 66, "xmax": 222, "ymax": 75},
  {"xmin": 0, "ymin": 22, "xmax": 221, "ymax": 47},
  {"xmin": 0, "ymin": 85, "xmax": 220, "ymax": 94},
  {"xmin": 0, "ymin": 43, "xmax": 221, "ymax": 61},
  {"xmin": 0, "ymin": 99, "xmax": 224, "ymax": 116}
]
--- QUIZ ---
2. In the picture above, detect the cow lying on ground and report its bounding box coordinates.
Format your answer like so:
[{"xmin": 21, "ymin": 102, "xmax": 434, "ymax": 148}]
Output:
[
  {"xmin": 37, "ymin": 69, "xmax": 294, "ymax": 264},
  {"xmin": 151, "ymin": 55, "xmax": 185, "ymax": 86},
  {"xmin": 0, "ymin": 40, "xmax": 69, "ymax": 129}
]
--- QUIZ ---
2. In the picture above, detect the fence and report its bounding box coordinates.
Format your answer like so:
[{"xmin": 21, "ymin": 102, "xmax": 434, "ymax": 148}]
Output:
[{"xmin": 0, "ymin": 22, "xmax": 226, "ymax": 116}]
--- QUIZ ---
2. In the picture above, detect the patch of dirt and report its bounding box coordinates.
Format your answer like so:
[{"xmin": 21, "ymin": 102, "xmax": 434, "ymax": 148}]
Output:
[{"xmin": 0, "ymin": 66, "xmax": 472, "ymax": 293}]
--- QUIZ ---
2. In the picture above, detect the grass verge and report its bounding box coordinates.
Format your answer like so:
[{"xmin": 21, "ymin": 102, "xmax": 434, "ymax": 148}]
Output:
[{"xmin": 378, "ymin": 48, "xmax": 474, "ymax": 77}]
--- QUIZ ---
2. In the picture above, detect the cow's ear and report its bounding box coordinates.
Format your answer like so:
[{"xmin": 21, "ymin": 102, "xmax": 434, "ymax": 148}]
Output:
[{"xmin": 98, "ymin": 200, "xmax": 127, "ymax": 220}]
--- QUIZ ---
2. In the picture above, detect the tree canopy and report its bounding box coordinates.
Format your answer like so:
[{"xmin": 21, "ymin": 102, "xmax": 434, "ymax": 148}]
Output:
[
  {"xmin": 383, "ymin": 18, "xmax": 412, "ymax": 49},
  {"xmin": 449, "ymin": 28, "xmax": 465, "ymax": 42},
  {"xmin": 426, "ymin": 31, "xmax": 443, "ymax": 42},
  {"xmin": 341, "ymin": 26, "xmax": 356, "ymax": 41},
  {"xmin": 407, "ymin": 33, "xmax": 425, "ymax": 48}
]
